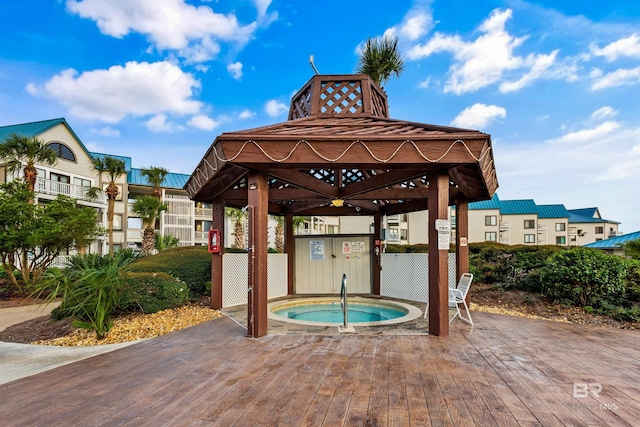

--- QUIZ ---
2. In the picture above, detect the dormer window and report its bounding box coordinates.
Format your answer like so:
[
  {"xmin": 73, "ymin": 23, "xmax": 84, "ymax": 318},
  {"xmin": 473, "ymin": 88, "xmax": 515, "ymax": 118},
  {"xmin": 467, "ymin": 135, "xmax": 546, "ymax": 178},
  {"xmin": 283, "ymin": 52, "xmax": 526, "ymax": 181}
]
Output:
[{"xmin": 48, "ymin": 142, "xmax": 76, "ymax": 162}]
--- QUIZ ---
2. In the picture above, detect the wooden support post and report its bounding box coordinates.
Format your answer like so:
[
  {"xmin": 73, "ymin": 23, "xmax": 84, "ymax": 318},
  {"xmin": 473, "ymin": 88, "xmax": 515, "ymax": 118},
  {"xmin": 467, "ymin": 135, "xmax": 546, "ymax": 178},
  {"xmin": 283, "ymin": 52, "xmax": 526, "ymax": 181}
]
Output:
[
  {"xmin": 428, "ymin": 171, "xmax": 450, "ymax": 337},
  {"xmin": 285, "ymin": 211, "xmax": 294, "ymax": 295},
  {"xmin": 456, "ymin": 197, "xmax": 469, "ymax": 280},
  {"xmin": 247, "ymin": 170, "xmax": 269, "ymax": 338},
  {"xmin": 211, "ymin": 198, "xmax": 225, "ymax": 309},
  {"xmin": 373, "ymin": 213, "xmax": 382, "ymax": 295}
]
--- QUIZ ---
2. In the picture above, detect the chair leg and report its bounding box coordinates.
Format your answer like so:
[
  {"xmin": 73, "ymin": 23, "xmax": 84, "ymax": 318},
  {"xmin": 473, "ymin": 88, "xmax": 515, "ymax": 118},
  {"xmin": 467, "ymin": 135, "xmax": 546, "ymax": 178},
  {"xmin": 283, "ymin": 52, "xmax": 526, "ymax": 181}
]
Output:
[
  {"xmin": 459, "ymin": 300, "xmax": 473, "ymax": 325},
  {"xmin": 449, "ymin": 303, "xmax": 461, "ymax": 323},
  {"xmin": 424, "ymin": 302, "xmax": 429, "ymax": 319}
]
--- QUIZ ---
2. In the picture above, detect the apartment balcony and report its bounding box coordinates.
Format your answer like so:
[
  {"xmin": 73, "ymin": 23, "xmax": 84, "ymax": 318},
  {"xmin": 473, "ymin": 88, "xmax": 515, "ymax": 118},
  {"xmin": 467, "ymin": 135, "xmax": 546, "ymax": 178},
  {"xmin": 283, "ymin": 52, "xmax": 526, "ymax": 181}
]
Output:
[
  {"xmin": 35, "ymin": 178, "xmax": 106, "ymax": 205},
  {"xmin": 194, "ymin": 207, "xmax": 212, "ymax": 219},
  {"xmin": 127, "ymin": 228, "xmax": 143, "ymax": 240},
  {"xmin": 387, "ymin": 214, "xmax": 401, "ymax": 226},
  {"xmin": 568, "ymin": 227, "xmax": 577, "ymax": 236},
  {"xmin": 499, "ymin": 237, "xmax": 510, "ymax": 244},
  {"xmin": 499, "ymin": 222, "xmax": 510, "ymax": 231},
  {"xmin": 538, "ymin": 225, "xmax": 547, "ymax": 233}
]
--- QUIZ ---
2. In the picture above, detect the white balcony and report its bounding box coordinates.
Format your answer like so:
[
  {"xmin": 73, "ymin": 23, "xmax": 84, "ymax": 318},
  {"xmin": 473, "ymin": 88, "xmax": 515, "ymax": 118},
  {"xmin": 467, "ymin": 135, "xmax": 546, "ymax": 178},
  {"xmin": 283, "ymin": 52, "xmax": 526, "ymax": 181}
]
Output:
[
  {"xmin": 499, "ymin": 222, "xmax": 510, "ymax": 231},
  {"xmin": 609, "ymin": 231, "xmax": 624, "ymax": 238},
  {"xmin": 35, "ymin": 178, "xmax": 106, "ymax": 204},
  {"xmin": 538, "ymin": 225, "xmax": 547, "ymax": 233},
  {"xmin": 499, "ymin": 237, "xmax": 510, "ymax": 244}
]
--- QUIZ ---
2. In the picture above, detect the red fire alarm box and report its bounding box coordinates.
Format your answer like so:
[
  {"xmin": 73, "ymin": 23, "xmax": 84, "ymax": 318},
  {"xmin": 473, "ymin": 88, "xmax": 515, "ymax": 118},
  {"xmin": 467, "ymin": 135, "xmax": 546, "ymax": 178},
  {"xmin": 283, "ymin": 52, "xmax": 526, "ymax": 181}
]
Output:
[{"xmin": 208, "ymin": 229, "xmax": 220, "ymax": 253}]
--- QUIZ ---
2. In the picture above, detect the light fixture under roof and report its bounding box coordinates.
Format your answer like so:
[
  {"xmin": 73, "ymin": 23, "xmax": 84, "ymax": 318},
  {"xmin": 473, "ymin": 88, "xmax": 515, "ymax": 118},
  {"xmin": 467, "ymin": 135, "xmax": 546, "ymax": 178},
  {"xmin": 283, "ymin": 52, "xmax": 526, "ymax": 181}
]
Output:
[{"xmin": 331, "ymin": 199, "xmax": 344, "ymax": 207}]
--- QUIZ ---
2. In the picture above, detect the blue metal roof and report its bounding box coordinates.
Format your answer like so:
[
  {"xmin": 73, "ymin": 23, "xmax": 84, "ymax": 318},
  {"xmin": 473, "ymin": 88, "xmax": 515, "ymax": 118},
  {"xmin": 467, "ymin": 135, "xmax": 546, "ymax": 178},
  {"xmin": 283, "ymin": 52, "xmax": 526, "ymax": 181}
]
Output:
[
  {"xmin": 128, "ymin": 168, "xmax": 189, "ymax": 189},
  {"xmin": 499, "ymin": 199, "xmax": 538, "ymax": 215},
  {"xmin": 90, "ymin": 152, "xmax": 132, "ymax": 172},
  {"xmin": 0, "ymin": 118, "xmax": 94, "ymax": 159},
  {"xmin": 537, "ymin": 204, "xmax": 569, "ymax": 219},
  {"xmin": 469, "ymin": 193, "xmax": 500, "ymax": 210},
  {"xmin": 567, "ymin": 208, "xmax": 620, "ymax": 224},
  {"xmin": 585, "ymin": 231, "xmax": 640, "ymax": 249}
]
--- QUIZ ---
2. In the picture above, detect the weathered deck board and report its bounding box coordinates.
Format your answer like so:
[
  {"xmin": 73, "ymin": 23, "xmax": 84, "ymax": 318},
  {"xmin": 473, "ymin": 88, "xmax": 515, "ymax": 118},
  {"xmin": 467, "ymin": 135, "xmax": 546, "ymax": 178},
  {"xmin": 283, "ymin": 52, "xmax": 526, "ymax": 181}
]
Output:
[{"xmin": 1, "ymin": 312, "xmax": 639, "ymax": 426}]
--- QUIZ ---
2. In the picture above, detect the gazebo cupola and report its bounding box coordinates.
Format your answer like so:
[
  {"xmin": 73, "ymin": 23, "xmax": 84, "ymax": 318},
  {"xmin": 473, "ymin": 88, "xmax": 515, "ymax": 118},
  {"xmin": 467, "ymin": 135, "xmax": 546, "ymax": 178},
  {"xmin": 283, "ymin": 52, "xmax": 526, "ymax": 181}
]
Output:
[{"xmin": 288, "ymin": 74, "xmax": 389, "ymax": 120}]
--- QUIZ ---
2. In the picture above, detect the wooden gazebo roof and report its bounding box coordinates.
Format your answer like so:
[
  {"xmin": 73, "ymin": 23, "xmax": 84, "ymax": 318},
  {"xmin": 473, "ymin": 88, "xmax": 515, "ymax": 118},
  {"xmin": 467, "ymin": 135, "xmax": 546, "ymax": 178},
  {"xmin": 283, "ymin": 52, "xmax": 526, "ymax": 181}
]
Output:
[{"xmin": 185, "ymin": 74, "xmax": 498, "ymax": 215}]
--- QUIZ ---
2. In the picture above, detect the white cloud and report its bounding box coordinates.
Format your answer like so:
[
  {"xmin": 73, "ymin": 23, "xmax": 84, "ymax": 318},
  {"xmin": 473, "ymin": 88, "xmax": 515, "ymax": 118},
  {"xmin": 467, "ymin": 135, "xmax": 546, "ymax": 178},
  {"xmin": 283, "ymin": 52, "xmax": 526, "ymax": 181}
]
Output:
[
  {"xmin": 407, "ymin": 8, "xmax": 560, "ymax": 94},
  {"xmin": 557, "ymin": 121, "xmax": 620, "ymax": 143},
  {"xmin": 31, "ymin": 61, "xmax": 202, "ymax": 123},
  {"xmin": 590, "ymin": 106, "xmax": 616, "ymax": 120},
  {"xmin": 590, "ymin": 66, "xmax": 640, "ymax": 90},
  {"xmin": 495, "ymin": 122, "xmax": 640, "ymax": 233},
  {"xmin": 66, "ymin": 0, "xmax": 258, "ymax": 63},
  {"xmin": 264, "ymin": 99, "xmax": 287, "ymax": 117},
  {"xmin": 451, "ymin": 103, "xmax": 506, "ymax": 129},
  {"xmin": 227, "ymin": 62, "xmax": 243, "ymax": 80},
  {"xmin": 25, "ymin": 82, "xmax": 38, "ymax": 95},
  {"xmin": 145, "ymin": 114, "xmax": 178, "ymax": 133},
  {"xmin": 194, "ymin": 64, "xmax": 210, "ymax": 73},
  {"xmin": 91, "ymin": 126, "xmax": 121, "ymax": 137},
  {"xmin": 187, "ymin": 114, "xmax": 221, "ymax": 131},
  {"xmin": 239, "ymin": 109, "xmax": 255, "ymax": 119},
  {"xmin": 590, "ymin": 33, "xmax": 640, "ymax": 62},
  {"xmin": 252, "ymin": 0, "xmax": 278, "ymax": 25}
]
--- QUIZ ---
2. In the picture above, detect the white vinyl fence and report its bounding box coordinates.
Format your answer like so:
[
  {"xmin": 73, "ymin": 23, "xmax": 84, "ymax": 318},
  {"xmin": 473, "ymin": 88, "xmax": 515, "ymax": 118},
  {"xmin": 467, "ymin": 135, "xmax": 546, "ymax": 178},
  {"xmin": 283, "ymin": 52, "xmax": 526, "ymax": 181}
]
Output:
[
  {"xmin": 221, "ymin": 252, "xmax": 456, "ymax": 307},
  {"xmin": 222, "ymin": 253, "xmax": 288, "ymax": 307}
]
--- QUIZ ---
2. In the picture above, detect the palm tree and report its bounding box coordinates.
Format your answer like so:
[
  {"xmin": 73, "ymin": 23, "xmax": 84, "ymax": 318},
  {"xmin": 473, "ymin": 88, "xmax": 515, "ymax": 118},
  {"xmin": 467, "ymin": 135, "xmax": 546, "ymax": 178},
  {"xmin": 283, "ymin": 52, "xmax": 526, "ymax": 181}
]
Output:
[
  {"xmin": 141, "ymin": 166, "xmax": 168, "ymax": 200},
  {"xmin": 272, "ymin": 215, "xmax": 284, "ymax": 253},
  {"xmin": 131, "ymin": 195, "xmax": 167, "ymax": 255},
  {"xmin": 225, "ymin": 207, "xmax": 246, "ymax": 249},
  {"xmin": 92, "ymin": 156, "xmax": 126, "ymax": 256},
  {"xmin": 356, "ymin": 34, "xmax": 405, "ymax": 88},
  {"xmin": 0, "ymin": 133, "xmax": 57, "ymax": 192},
  {"xmin": 622, "ymin": 239, "xmax": 640, "ymax": 259}
]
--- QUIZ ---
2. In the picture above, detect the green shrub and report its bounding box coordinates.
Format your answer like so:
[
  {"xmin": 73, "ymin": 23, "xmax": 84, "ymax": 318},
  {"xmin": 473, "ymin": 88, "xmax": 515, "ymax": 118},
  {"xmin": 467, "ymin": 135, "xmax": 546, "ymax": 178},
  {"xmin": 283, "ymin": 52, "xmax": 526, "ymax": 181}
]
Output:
[
  {"xmin": 35, "ymin": 251, "xmax": 137, "ymax": 339},
  {"xmin": 117, "ymin": 272, "xmax": 189, "ymax": 314},
  {"xmin": 624, "ymin": 259, "xmax": 640, "ymax": 303},
  {"xmin": 129, "ymin": 246, "xmax": 211, "ymax": 297},
  {"xmin": 540, "ymin": 247, "xmax": 627, "ymax": 307}
]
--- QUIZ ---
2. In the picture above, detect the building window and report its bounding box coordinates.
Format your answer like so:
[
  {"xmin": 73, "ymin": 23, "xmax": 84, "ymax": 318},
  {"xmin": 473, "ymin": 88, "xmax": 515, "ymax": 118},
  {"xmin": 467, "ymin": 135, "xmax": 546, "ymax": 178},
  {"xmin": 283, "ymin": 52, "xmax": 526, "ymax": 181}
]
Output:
[
  {"xmin": 400, "ymin": 229, "xmax": 408, "ymax": 241},
  {"xmin": 127, "ymin": 217, "xmax": 142, "ymax": 229},
  {"xmin": 524, "ymin": 220, "xmax": 535, "ymax": 229},
  {"xmin": 524, "ymin": 234, "xmax": 535, "ymax": 243},
  {"xmin": 327, "ymin": 225, "xmax": 338, "ymax": 234},
  {"xmin": 113, "ymin": 214, "xmax": 123, "ymax": 231},
  {"xmin": 595, "ymin": 238, "xmax": 602, "ymax": 241},
  {"xmin": 556, "ymin": 236, "xmax": 566, "ymax": 245},
  {"xmin": 47, "ymin": 142, "xmax": 76, "ymax": 162},
  {"xmin": 555, "ymin": 223, "xmax": 566, "ymax": 231},
  {"xmin": 485, "ymin": 232, "xmax": 497, "ymax": 242},
  {"xmin": 595, "ymin": 226, "xmax": 604, "ymax": 234},
  {"xmin": 485, "ymin": 215, "xmax": 497, "ymax": 226}
]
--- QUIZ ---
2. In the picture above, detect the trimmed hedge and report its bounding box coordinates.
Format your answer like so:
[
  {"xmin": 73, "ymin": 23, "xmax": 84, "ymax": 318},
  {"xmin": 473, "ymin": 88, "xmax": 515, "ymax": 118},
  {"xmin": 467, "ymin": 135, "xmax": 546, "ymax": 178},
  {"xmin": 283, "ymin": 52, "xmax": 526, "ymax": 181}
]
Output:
[
  {"xmin": 129, "ymin": 246, "xmax": 211, "ymax": 297},
  {"xmin": 540, "ymin": 247, "xmax": 627, "ymax": 307},
  {"xmin": 117, "ymin": 272, "xmax": 190, "ymax": 314}
]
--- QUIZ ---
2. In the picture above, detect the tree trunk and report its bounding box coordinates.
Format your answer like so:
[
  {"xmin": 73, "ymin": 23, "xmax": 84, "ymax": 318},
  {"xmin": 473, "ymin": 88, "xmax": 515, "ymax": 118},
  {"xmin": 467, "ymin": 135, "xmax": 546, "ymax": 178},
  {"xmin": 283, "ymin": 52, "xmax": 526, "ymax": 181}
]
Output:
[
  {"xmin": 108, "ymin": 198, "xmax": 115, "ymax": 256},
  {"xmin": 233, "ymin": 220, "xmax": 244, "ymax": 249},
  {"xmin": 23, "ymin": 165, "xmax": 38, "ymax": 192},
  {"xmin": 142, "ymin": 227, "xmax": 156, "ymax": 255},
  {"xmin": 275, "ymin": 221, "xmax": 284, "ymax": 253}
]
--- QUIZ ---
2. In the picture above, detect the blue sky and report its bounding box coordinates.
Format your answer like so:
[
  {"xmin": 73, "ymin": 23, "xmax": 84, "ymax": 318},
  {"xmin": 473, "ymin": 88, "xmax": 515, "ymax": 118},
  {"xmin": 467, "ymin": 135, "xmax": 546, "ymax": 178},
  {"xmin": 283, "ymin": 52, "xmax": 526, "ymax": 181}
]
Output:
[{"xmin": 1, "ymin": 0, "xmax": 639, "ymax": 231}]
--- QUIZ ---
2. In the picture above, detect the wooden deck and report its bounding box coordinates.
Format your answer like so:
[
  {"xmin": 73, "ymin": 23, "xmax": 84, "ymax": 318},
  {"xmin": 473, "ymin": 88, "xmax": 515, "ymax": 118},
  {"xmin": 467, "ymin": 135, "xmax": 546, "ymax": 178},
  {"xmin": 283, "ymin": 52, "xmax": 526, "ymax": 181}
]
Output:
[{"xmin": 1, "ymin": 312, "xmax": 639, "ymax": 426}]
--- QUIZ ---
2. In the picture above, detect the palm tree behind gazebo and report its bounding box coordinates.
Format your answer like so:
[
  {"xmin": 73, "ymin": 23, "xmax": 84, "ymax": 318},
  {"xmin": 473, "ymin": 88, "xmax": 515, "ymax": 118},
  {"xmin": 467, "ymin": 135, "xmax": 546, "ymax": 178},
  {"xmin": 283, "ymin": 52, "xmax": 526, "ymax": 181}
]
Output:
[{"xmin": 186, "ymin": 74, "xmax": 498, "ymax": 337}]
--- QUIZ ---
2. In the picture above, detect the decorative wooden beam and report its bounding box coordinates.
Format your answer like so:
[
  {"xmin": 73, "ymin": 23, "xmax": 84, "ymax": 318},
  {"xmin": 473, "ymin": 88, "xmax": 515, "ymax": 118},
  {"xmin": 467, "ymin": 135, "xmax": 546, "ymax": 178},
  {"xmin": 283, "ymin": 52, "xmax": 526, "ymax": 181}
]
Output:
[
  {"xmin": 427, "ymin": 170, "xmax": 450, "ymax": 337},
  {"xmin": 373, "ymin": 214, "xmax": 381, "ymax": 295},
  {"xmin": 339, "ymin": 169, "xmax": 429, "ymax": 198},
  {"xmin": 455, "ymin": 197, "xmax": 470, "ymax": 302}
]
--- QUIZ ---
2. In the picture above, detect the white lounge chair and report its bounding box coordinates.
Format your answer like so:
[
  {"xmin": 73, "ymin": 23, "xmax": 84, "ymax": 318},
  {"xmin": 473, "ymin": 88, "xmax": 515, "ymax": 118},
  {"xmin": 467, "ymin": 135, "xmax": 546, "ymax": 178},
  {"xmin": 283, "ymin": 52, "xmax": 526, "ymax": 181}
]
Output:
[
  {"xmin": 423, "ymin": 273, "xmax": 474, "ymax": 326},
  {"xmin": 449, "ymin": 273, "xmax": 473, "ymax": 325}
]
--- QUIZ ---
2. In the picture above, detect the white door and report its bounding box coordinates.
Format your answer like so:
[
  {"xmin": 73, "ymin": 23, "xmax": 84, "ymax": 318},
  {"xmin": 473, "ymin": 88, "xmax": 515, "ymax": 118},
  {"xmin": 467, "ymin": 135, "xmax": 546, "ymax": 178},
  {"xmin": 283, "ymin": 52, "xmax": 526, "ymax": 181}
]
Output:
[{"xmin": 294, "ymin": 235, "xmax": 371, "ymax": 294}]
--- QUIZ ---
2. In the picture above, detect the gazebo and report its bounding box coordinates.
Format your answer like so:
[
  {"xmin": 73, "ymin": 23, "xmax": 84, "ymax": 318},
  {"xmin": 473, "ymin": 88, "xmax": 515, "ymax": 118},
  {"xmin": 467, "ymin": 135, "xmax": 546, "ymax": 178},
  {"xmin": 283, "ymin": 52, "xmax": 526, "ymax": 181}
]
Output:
[{"xmin": 185, "ymin": 74, "xmax": 498, "ymax": 337}]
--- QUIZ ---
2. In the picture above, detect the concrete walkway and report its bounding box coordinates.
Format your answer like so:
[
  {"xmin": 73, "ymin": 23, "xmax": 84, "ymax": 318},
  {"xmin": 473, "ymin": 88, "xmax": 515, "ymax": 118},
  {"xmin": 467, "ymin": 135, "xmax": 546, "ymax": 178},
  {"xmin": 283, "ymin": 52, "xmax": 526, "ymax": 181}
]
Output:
[{"xmin": 0, "ymin": 302, "xmax": 138, "ymax": 385}]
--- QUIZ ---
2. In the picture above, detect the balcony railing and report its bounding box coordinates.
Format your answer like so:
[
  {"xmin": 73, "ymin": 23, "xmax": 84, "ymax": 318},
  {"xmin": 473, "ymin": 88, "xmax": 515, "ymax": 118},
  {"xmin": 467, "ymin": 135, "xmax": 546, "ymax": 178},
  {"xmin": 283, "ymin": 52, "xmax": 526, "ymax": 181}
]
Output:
[
  {"xmin": 499, "ymin": 222, "xmax": 510, "ymax": 231},
  {"xmin": 36, "ymin": 178, "xmax": 106, "ymax": 203},
  {"xmin": 499, "ymin": 237, "xmax": 510, "ymax": 244},
  {"xmin": 538, "ymin": 225, "xmax": 547, "ymax": 233},
  {"xmin": 609, "ymin": 231, "xmax": 624, "ymax": 238}
]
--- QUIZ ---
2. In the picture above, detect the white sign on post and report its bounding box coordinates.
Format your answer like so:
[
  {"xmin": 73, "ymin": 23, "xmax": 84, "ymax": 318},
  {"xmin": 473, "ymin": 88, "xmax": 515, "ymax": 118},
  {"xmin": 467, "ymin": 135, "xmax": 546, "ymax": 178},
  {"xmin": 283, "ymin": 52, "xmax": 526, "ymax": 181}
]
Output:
[{"xmin": 435, "ymin": 219, "xmax": 451, "ymax": 250}]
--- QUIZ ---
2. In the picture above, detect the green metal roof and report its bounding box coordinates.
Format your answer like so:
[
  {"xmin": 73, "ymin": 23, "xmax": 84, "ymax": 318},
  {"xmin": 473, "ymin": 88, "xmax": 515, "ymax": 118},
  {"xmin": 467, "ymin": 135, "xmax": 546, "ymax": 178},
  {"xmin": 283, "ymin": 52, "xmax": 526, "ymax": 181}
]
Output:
[
  {"xmin": 89, "ymin": 152, "xmax": 132, "ymax": 172},
  {"xmin": 537, "ymin": 204, "xmax": 569, "ymax": 219},
  {"xmin": 585, "ymin": 231, "xmax": 640, "ymax": 249},
  {"xmin": 128, "ymin": 168, "xmax": 189, "ymax": 189}
]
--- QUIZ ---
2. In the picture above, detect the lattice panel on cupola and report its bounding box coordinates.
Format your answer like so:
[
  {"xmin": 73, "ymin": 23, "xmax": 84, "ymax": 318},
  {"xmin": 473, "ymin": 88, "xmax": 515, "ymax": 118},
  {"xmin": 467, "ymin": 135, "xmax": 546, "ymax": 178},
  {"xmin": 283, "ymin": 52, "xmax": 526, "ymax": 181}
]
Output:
[
  {"xmin": 319, "ymin": 81, "xmax": 363, "ymax": 114},
  {"xmin": 371, "ymin": 89, "xmax": 388, "ymax": 117},
  {"xmin": 290, "ymin": 86, "xmax": 312, "ymax": 120},
  {"xmin": 308, "ymin": 168, "xmax": 335, "ymax": 185},
  {"xmin": 269, "ymin": 178, "xmax": 291, "ymax": 190},
  {"xmin": 342, "ymin": 169, "xmax": 365, "ymax": 186}
]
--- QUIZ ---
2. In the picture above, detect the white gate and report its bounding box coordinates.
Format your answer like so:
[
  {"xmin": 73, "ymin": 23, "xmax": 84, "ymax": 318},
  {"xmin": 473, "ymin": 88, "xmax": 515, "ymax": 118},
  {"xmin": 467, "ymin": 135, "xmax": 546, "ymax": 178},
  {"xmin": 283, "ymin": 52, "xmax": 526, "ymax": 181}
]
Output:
[{"xmin": 294, "ymin": 235, "xmax": 372, "ymax": 294}]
